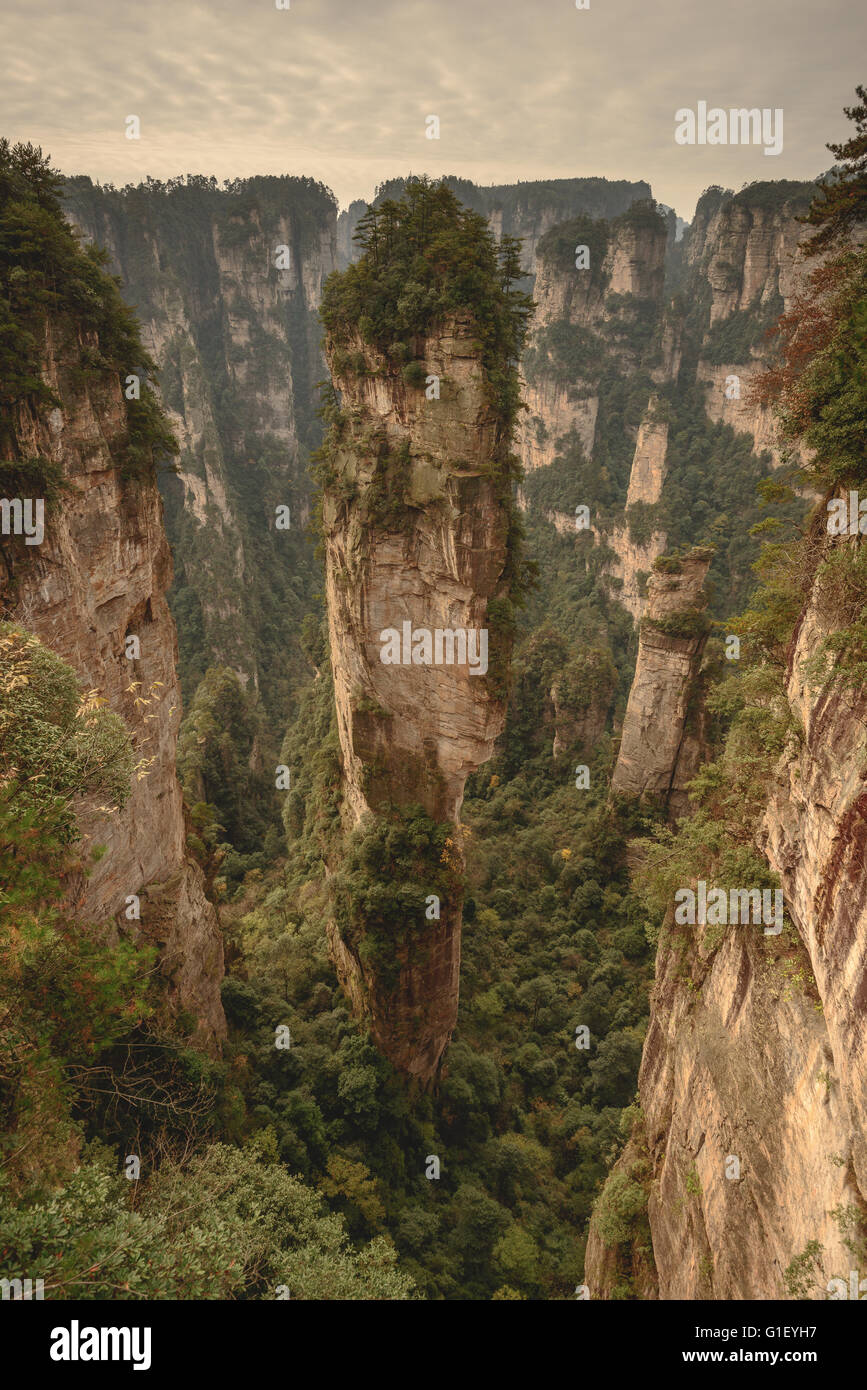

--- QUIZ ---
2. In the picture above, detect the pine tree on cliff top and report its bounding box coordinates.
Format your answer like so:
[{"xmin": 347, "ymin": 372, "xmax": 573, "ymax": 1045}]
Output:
[
  {"xmin": 320, "ymin": 176, "xmax": 533, "ymax": 387},
  {"xmin": 802, "ymin": 83, "xmax": 867, "ymax": 254}
]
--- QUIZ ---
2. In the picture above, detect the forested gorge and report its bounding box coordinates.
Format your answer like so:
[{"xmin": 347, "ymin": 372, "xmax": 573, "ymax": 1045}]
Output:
[{"xmin": 1, "ymin": 83, "xmax": 866, "ymax": 1302}]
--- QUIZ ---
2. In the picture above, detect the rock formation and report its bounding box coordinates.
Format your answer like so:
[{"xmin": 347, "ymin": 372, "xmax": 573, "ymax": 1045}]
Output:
[
  {"xmin": 519, "ymin": 202, "xmax": 669, "ymax": 473},
  {"xmin": 686, "ymin": 182, "xmax": 814, "ymax": 326},
  {"xmin": 517, "ymin": 182, "xmax": 819, "ymax": 636},
  {"xmin": 625, "ymin": 400, "xmax": 669, "ymax": 509},
  {"xmin": 0, "ymin": 317, "xmax": 225, "ymax": 1050},
  {"xmin": 63, "ymin": 175, "xmax": 339, "ymax": 717},
  {"xmin": 320, "ymin": 317, "xmax": 517, "ymax": 1083},
  {"xmin": 611, "ymin": 548, "xmax": 712, "ymax": 808},
  {"xmin": 587, "ymin": 520, "xmax": 867, "ymax": 1299},
  {"xmin": 687, "ymin": 182, "xmax": 818, "ymax": 469},
  {"xmin": 336, "ymin": 176, "xmax": 652, "ymax": 274}
]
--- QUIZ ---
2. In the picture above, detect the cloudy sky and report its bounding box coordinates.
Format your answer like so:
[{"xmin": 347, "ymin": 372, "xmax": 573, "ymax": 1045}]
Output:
[{"xmin": 2, "ymin": 0, "xmax": 863, "ymax": 219}]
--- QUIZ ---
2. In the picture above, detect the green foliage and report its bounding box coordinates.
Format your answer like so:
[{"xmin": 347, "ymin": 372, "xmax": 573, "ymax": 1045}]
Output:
[
  {"xmin": 648, "ymin": 384, "xmax": 806, "ymax": 620},
  {"xmin": 0, "ymin": 455, "xmax": 69, "ymax": 509},
  {"xmin": 536, "ymin": 214, "xmax": 610, "ymax": 278},
  {"xmin": 320, "ymin": 176, "xmax": 533, "ymax": 427},
  {"xmin": 0, "ymin": 627, "xmax": 159, "ymax": 1201},
  {"xmin": 783, "ymin": 1240, "xmax": 824, "ymax": 1299},
  {"xmin": 785, "ymin": 248, "xmax": 867, "ymax": 488},
  {"xmin": 331, "ymin": 805, "xmax": 461, "ymax": 991},
  {"xmin": 806, "ymin": 542, "xmax": 867, "ymax": 693},
  {"xmin": 802, "ymin": 85, "xmax": 867, "ymax": 253},
  {"xmin": 401, "ymin": 360, "xmax": 428, "ymax": 388},
  {"xmin": 593, "ymin": 1169, "xmax": 649, "ymax": 1249},
  {"xmin": 177, "ymin": 666, "xmax": 281, "ymax": 866},
  {"xmin": 642, "ymin": 608, "xmax": 711, "ymax": 642},
  {"xmin": 701, "ymin": 292, "xmax": 784, "ymax": 366},
  {"xmin": 0, "ymin": 1137, "xmax": 415, "ymax": 1299},
  {"xmin": 0, "ymin": 624, "xmax": 135, "ymax": 842},
  {"xmin": 0, "ymin": 140, "xmax": 176, "ymax": 480}
]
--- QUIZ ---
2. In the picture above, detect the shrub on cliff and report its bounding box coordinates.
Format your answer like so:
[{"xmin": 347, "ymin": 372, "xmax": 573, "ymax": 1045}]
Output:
[
  {"xmin": 592, "ymin": 1169, "xmax": 649, "ymax": 1249},
  {"xmin": 320, "ymin": 176, "xmax": 533, "ymax": 430},
  {"xmin": 0, "ymin": 624, "xmax": 135, "ymax": 843}
]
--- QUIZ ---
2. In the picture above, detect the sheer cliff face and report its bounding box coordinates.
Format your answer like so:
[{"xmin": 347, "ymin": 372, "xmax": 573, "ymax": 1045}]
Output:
[
  {"xmin": 63, "ymin": 178, "xmax": 338, "ymax": 713},
  {"xmin": 611, "ymin": 550, "xmax": 711, "ymax": 812},
  {"xmin": 760, "ymin": 528, "xmax": 867, "ymax": 1208},
  {"xmin": 687, "ymin": 186, "xmax": 812, "ymax": 325},
  {"xmin": 322, "ymin": 317, "xmax": 514, "ymax": 1082},
  {"xmin": 519, "ymin": 188, "xmax": 818, "ymax": 636},
  {"xmin": 520, "ymin": 211, "xmax": 668, "ymax": 474},
  {"xmin": 588, "ymin": 529, "xmax": 867, "ymax": 1300},
  {"xmin": 0, "ymin": 318, "xmax": 225, "ymax": 1049},
  {"xmin": 688, "ymin": 184, "xmax": 816, "ymax": 468},
  {"xmin": 517, "ymin": 208, "xmax": 674, "ymax": 628},
  {"xmin": 588, "ymin": 904, "xmax": 859, "ymax": 1300}
]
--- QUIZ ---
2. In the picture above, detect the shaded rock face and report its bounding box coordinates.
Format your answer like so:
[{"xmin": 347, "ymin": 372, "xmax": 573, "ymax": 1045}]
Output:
[
  {"xmin": 586, "ymin": 914, "xmax": 858, "ymax": 1300},
  {"xmin": 587, "ymin": 528, "xmax": 867, "ymax": 1300},
  {"xmin": 611, "ymin": 551, "xmax": 711, "ymax": 806},
  {"xmin": 550, "ymin": 681, "xmax": 609, "ymax": 759},
  {"xmin": 595, "ymin": 523, "xmax": 668, "ymax": 625},
  {"xmin": 519, "ymin": 212, "xmax": 668, "ymax": 474},
  {"xmin": 519, "ymin": 381, "xmax": 597, "ymax": 472},
  {"xmin": 0, "ymin": 319, "xmax": 225, "ymax": 1050},
  {"xmin": 518, "ymin": 188, "xmax": 818, "ymax": 642},
  {"xmin": 700, "ymin": 358, "xmax": 787, "ymax": 463},
  {"xmin": 322, "ymin": 317, "xmax": 514, "ymax": 1082},
  {"xmin": 687, "ymin": 186, "xmax": 819, "ymax": 471},
  {"xmin": 699, "ymin": 358, "xmax": 814, "ymax": 472},
  {"xmin": 687, "ymin": 190, "xmax": 812, "ymax": 325},
  {"xmin": 531, "ymin": 216, "xmax": 666, "ymax": 336},
  {"xmin": 63, "ymin": 179, "xmax": 338, "ymax": 713}
]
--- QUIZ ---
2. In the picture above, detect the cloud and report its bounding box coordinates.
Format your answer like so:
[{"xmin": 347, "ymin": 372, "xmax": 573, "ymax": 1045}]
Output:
[{"xmin": 1, "ymin": 0, "xmax": 863, "ymax": 216}]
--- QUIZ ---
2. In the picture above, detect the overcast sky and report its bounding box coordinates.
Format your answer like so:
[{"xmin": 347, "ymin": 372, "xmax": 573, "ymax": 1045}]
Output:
[{"xmin": 2, "ymin": 0, "xmax": 863, "ymax": 219}]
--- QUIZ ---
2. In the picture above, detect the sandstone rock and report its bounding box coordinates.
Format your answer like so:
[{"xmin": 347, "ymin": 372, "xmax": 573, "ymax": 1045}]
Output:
[
  {"xmin": 611, "ymin": 549, "xmax": 712, "ymax": 804},
  {"xmin": 0, "ymin": 317, "xmax": 225, "ymax": 1051},
  {"xmin": 321, "ymin": 318, "xmax": 514, "ymax": 1082}
]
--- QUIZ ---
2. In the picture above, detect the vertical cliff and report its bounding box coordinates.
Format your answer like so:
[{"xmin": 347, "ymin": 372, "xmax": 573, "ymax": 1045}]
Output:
[
  {"xmin": 1, "ymin": 168, "xmax": 225, "ymax": 1048},
  {"xmin": 519, "ymin": 201, "xmax": 669, "ymax": 474},
  {"xmin": 759, "ymin": 524, "xmax": 867, "ymax": 1211},
  {"xmin": 611, "ymin": 548, "xmax": 712, "ymax": 810},
  {"xmin": 62, "ymin": 175, "xmax": 339, "ymax": 718},
  {"xmin": 587, "ymin": 525, "xmax": 867, "ymax": 1299},
  {"xmin": 317, "ymin": 181, "xmax": 530, "ymax": 1083},
  {"xmin": 518, "ymin": 181, "xmax": 819, "ymax": 648},
  {"xmin": 686, "ymin": 181, "xmax": 817, "ymax": 469},
  {"xmin": 517, "ymin": 201, "xmax": 677, "ymax": 633}
]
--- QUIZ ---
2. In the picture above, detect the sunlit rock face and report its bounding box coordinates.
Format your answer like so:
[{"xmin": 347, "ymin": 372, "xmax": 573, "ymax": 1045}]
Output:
[
  {"xmin": 587, "ymin": 525, "xmax": 867, "ymax": 1300},
  {"xmin": 321, "ymin": 317, "xmax": 515, "ymax": 1083}
]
